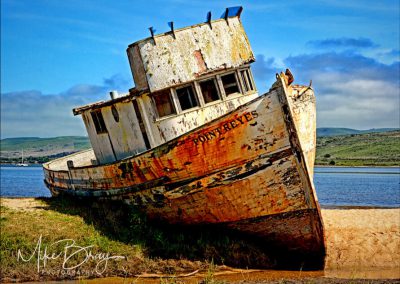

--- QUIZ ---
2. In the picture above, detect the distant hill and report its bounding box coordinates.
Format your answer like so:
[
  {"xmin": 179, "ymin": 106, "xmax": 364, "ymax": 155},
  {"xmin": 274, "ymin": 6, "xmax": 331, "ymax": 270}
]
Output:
[
  {"xmin": 316, "ymin": 130, "xmax": 400, "ymax": 166},
  {"xmin": 317, "ymin": 127, "xmax": 399, "ymax": 137},
  {"xmin": 0, "ymin": 136, "xmax": 90, "ymax": 159}
]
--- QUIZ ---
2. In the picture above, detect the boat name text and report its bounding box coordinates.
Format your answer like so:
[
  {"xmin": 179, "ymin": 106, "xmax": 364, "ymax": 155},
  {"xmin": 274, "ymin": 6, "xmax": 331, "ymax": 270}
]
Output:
[{"xmin": 193, "ymin": 111, "xmax": 258, "ymax": 145}]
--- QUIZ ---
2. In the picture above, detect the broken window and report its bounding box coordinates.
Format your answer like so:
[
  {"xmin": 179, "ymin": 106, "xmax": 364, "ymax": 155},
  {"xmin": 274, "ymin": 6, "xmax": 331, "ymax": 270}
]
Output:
[
  {"xmin": 176, "ymin": 85, "xmax": 199, "ymax": 111},
  {"xmin": 153, "ymin": 89, "xmax": 176, "ymax": 118},
  {"xmin": 240, "ymin": 69, "xmax": 254, "ymax": 92},
  {"xmin": 91, "ymin": 110, "xmax": 107, "ymax": 134},
  {"xmin": 200, "ymin": 78, "xmax": 220, "ymax": 104},
  {"xmin": 221, "ymin": 73, "xmax": 240, "ymax": 96},
  {"xmin": 111, "ymin": 105, "xmax": 119, "ymax": 122}
]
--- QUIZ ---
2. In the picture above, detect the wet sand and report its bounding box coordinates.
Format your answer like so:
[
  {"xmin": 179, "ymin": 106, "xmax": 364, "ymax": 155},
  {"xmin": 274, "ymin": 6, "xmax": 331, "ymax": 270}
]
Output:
[{"xmin": 1, "ymin": 198, "xmax": 399, "ymax": 282}]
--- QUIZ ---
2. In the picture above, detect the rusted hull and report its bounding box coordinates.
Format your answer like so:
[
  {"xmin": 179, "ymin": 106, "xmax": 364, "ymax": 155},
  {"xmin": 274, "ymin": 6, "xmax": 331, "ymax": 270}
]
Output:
[
  {"xmin": 43, "ymin": 74, "xmax": 325, "ymax": 267},
  {"xmin": 225, "ymin": 208, "xmax": 324, "ymax": 268}
]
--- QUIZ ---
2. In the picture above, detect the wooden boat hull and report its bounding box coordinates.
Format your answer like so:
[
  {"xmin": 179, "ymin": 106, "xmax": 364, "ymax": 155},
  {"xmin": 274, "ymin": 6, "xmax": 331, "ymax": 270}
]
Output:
[{"xmin": 43, "ymin": 73, "xmax": 325, "ymax": 268}]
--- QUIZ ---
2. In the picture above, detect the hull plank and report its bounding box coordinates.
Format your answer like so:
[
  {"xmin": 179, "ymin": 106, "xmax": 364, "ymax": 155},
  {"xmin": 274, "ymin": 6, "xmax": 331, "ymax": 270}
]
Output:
[
  {"xmin": 226, "ymin": 208, "xmax": 325, "ymax": 269},
  {"xmin": 132, "ymin": 155, "xmax": 311, "ymax": 224},
  {"xmin": 287, "ymin": 86, "xmax": 317, "ymax": 177}
]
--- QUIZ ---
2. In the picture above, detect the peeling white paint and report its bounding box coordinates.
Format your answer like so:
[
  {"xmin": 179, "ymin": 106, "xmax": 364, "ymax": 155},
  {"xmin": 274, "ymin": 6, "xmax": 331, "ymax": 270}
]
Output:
[{"xmin": 127, "ymin": 18, "xmax": 254, "ymax": 93}]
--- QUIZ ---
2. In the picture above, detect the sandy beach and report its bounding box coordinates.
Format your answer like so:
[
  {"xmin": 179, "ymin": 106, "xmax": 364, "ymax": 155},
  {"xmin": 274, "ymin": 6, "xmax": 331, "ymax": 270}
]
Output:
[
  {"xmin": 322, "ymin": 208, "xmax": 400, "ymax": 278},
  {"xmin": 1, "ymin": 198, "xmax": 399, "ymax": 282}
]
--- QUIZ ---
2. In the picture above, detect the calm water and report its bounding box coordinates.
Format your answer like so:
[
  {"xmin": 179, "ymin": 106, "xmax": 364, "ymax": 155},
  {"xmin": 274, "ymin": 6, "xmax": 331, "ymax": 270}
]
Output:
[
  {"xmin": 1, "ymin": 165, "xmax": 399, "ymax": 207},
  {"xmin": 0, "ymin": 165, "xmax": 50, "ymax": 197},
  {"xmin": 314, "ymin": 167, "xmax": 400, "ymax": 207}
]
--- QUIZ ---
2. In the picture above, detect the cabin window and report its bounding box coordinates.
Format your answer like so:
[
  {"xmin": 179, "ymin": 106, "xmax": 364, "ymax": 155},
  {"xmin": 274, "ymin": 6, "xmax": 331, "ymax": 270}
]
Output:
[
  {"xmin": 240, "ymin": 69, "xmax": 254, "ymax": 92},
  {"xmin": 176, "ymin": 85, "xmax": 199, "ymax": 111},
  {"xmin": 221, "ymin": 73, "xmax": 240, "ymax": 96},
  {"xmin": 111, "ymin": 105, "xmax": 119, "ymax": 122},
  {"xmin": 153, "ymin": 89, "xmax": 176, "ymax": 118},
  {"xmin": 91, "ymin": 110, "xmax": 107, "ymax": 134},
  {"xmin": 199, "ymin": 78, "xmax": 220, "ymax": 104}
]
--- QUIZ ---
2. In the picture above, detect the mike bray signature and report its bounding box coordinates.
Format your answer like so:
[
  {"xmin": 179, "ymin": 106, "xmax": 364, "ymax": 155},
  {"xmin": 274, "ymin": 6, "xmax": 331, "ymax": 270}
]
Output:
[{"xmin": 17, "ymin": 235, "xmax": 125, "ymax": 274}]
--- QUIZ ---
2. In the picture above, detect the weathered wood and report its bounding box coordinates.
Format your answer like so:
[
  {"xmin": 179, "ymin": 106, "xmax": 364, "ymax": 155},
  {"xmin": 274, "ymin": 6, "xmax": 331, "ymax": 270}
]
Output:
[
  {"xmin": 44, "ymin": 74, "xmax": 325, "ymax": 268},
  {"xmin": 46, "ymin": 87, "xmax": 288, "ymax": 190},
  {"xmin": 127, "ymin": 17, "xmax": 254, "ymax": 93},
  {"xmin": 43, "ymin": 9, "xmax": 325, "ymax": 269},
  {"xmin": 287, "ymin": 85, "xmax": 317, "ymax": 177}
]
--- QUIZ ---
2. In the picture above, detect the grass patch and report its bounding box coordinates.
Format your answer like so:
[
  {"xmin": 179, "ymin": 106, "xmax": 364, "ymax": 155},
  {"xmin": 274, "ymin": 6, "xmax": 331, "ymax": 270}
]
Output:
[
  {"xmin": 0, "ymin": 197, "xmax": 273, "ymax": 282},
  {"xmin": 0, "ymin": 136, "xmax": 90, "ymax": 152},
  {"xmin": 0, "ymin": 198, "xmax": 142, "ymax": 282},
  {"xmin": 316, "ymin": 130, "xmax": 400, "ymax": 166}
]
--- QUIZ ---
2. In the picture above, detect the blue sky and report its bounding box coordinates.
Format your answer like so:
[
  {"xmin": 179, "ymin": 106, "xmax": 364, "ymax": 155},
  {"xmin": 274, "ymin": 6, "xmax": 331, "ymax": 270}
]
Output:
[{"xmin": 1, "ymin": 0, "xmax": 399, "ymax": 138}]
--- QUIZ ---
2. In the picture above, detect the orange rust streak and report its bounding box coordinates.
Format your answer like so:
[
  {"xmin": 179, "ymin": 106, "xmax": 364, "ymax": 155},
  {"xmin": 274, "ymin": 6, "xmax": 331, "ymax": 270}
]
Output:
[
  {"xmin": 142, "ymin": 156, "xmax": 308, "ymax": 224},
  {"xmin": 48, "ymin": 93, "xmax": 290, "ymax": 191}
]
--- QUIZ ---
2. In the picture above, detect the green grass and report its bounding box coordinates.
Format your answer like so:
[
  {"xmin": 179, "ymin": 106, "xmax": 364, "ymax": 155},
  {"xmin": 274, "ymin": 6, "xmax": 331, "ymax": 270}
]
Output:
[
  {"xmin": 316, "ymin": 130, "xmax": 400, "ymax": 166},
  {"xmin": 0, "ymin": 199, "xmax": 142, "ymax": 282},
  {"xmin": 0, "ymin": 197, "xmax": 273, "ymax": 282}
]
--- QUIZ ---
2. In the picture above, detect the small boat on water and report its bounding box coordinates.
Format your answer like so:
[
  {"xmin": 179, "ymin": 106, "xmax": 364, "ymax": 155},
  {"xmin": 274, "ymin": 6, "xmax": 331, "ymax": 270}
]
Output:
[
  {"xmin": 43, "ymin": 7, "xmax": 325, "ymax": 268},
  {"xmin": 15, "ymin": 149, "xmax": 29, "ymax": 167}
]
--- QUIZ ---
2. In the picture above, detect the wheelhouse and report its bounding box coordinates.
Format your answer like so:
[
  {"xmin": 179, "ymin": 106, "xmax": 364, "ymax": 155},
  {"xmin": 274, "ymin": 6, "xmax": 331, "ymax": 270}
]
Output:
[{"xmin": 73, "ymin": 8, "xmax": 259, "ymax": 165}]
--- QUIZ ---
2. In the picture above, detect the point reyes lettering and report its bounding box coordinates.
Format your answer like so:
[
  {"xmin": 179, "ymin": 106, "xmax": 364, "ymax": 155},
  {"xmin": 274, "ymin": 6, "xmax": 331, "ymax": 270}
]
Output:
[{"xmin": 192, "ymin": 111, "xmax": 258, "ymax": 145}]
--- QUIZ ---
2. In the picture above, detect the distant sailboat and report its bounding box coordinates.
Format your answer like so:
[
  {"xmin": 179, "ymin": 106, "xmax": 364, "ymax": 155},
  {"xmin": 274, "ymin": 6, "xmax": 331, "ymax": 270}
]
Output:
[{"xmin": 15, "ymin": 150, "xmax": 28, "ymax": 167}]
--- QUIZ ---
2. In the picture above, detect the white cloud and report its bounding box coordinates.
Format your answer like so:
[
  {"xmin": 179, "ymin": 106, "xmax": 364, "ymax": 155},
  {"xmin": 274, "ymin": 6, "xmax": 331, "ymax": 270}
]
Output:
[
  {"xmin": 281, "ymin": 48, "xmax": 399, "ymax": 129},
  {"xmin": 1, "ymin": 74, "xmax": 130, "ymax": 138},
  {"xmin": 316, "ymin": 77, "xmax": 399, "ymax": 129}
]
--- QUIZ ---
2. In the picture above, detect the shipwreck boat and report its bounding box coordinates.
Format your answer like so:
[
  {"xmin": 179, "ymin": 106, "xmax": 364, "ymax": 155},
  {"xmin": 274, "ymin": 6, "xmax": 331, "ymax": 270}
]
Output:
[{"xmin": 43, "ymin": 7, "xmax": 325, "ymax": 268}]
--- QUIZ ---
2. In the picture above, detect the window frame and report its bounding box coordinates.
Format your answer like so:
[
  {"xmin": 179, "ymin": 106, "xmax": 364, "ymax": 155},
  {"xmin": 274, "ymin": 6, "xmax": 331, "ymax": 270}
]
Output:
[
  {"xmin": 198, "ymin": 77, "xmax": 221, "ymax": 105},
  {"xmin": 220, "ymin": 72, "xmax": 241, "ymax": 97},
  {"xmin": 152, "ymin": 89, "xmax": 177, "ymax": 119},
  {"xmin": 239, "ymin": 68, "xmax": 256, "ymax": 93},
  {"xmin": 174, "ymin": 84, "xmax": 199, "ymax": 112},
  {"xmin": 90, "ymin": 110, "xmax": 108, "ymax": 134}
]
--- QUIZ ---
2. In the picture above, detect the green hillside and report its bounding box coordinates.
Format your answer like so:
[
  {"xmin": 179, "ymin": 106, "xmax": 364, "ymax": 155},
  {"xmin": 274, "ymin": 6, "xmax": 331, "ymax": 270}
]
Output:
[
  {"xmin": 316, "ymin": 127, "xmax": 399, "ymax": 137},
  {"xmin": 0, "ymin": 136, "xmax": 90, "ymax": 163},
  {"xmin": 0, "ymin": 136, "xmax": 90, "ymax": 152},
  {"xmin": 315, "ymin": 130, "xmax": 400, "ymax": 166}
]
